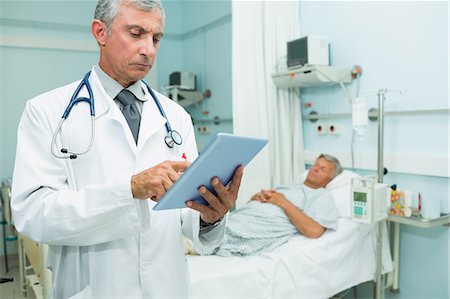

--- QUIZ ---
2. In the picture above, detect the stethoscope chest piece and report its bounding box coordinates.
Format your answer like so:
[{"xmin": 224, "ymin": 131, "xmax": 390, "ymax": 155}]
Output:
[{"xmin": 164, "ymin": 130, "xmax": 183, "ymax": 148}]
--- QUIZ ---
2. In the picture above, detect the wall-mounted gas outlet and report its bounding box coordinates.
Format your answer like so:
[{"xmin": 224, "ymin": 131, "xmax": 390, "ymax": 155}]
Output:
[
  {"xmin": 197, "ymin": 126, "xmax": 211, "ymax": 134},
  {"xmin": 316, "ymin": 124, "xmax": 327, "ymax": 135},
  {"xmin": 328, "ymin": 124, "xmax": 340, "ymax": 135}
]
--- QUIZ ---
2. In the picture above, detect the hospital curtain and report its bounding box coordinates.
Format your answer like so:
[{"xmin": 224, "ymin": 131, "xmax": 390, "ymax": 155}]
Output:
[{"xmin": 232, "ymin": 1, "xmax": 305, "ymax": 208}]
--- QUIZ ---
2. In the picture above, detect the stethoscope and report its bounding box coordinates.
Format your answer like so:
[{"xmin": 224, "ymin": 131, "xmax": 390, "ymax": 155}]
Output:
[{"xmin": 51, "ymin": 71, "xmax": 183, "ymax": 160}]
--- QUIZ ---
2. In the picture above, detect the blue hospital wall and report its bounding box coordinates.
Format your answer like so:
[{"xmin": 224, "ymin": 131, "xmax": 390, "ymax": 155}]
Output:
[
  {"xmin": 157, "ymin": 0, "xmax": 184, "ymax": 93},
  {"xmin": 158, "ymin": 0, "xmax": 232, "ymax": 151},
  {"xmin": 0, "ymin": 1, "xmax": 99, "ymax": 256},
  {"xmin": 0, "ymin": 0, "xmax": 98, "ymax": 178},
  {"xmin": 298, "ymin": 1, "xmax": 448, "ymax": 298}
]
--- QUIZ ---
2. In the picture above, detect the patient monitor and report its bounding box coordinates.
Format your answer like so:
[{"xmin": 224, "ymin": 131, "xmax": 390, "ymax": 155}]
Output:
[{"xmin": 351, "ymin": 176, "xmax": 388, "ymax": 224}]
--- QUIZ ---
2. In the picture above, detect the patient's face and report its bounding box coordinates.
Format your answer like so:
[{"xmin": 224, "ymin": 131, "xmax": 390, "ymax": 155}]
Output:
[{"xmin": 304, "ymin": 158, "xmax": 336, "ymax": 189}]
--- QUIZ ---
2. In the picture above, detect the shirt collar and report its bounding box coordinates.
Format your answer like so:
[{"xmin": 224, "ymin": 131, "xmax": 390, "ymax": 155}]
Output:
[{"xmin": 94, "ymin": 65, "xmax": 148, "ymax": 102}]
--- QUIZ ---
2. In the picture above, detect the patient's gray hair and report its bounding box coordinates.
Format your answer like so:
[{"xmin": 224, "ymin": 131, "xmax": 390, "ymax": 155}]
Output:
[
  {"xmin": 317, "ymin": 153, "xmax": 343, "ymax": 178},
  {"xmin": 94, "ymin": 0, "xmax": 165, "ymax": 30}
]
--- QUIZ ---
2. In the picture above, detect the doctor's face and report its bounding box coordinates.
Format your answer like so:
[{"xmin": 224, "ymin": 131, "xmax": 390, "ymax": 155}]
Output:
[
  {"xmin": 304, "ymin": 158, "xmax": 336, "ymax": 189},
  {"xmin": 94, "ymin": 3, "xmax": 164, "ymax": 87}
]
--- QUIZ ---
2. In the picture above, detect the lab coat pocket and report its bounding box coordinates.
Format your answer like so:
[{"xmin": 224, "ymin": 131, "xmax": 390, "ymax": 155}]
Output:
[
  {"xmin": 68, "ymin": 285, "xmax": 93, "ymax": 299},
  {"xmin": 163, "ymin": 135, "xmax": 186, "ymax": 162}
]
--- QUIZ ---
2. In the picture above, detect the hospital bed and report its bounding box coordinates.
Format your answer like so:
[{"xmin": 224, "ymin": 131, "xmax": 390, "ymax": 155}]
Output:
[{"xmin": 186, "ymin": 170, "xmax": 393, "ymax": 299}]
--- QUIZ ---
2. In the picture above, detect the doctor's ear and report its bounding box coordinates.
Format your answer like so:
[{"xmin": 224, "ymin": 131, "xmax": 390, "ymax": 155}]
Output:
[{"xmin": 92, "ymin": 19, "xmax": 108, "ymax": 47}]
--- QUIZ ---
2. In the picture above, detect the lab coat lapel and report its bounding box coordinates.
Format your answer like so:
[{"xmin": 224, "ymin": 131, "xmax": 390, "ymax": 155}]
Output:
[
  {"xmin": 138, "ymin": 99, "xmax": 166, "ymax": 149},
  {"xmin": 89, "ymin": 68, "xmax": 138, "ymax": 152}
]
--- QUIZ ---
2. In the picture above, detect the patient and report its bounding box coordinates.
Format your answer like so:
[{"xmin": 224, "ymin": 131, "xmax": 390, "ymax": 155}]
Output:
[{"xmin": 195, "ymin": 154, "xmax": 342, "ymax": 257}]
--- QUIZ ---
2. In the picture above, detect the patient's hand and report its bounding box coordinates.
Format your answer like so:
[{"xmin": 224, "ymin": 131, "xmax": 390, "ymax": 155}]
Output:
[
  {"xmin": 255, "ymin": 191, "xmax": 288, "ymax": 208},
  {"xmin": 251, "ymin": 189, "xmax": 276, "ymax": 202}
]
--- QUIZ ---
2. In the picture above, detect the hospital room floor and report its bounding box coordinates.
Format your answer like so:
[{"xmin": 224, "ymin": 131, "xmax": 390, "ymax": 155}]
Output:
[{"xmin": 0, "ymin": 255, "xmax": 27, "ymax": 299}]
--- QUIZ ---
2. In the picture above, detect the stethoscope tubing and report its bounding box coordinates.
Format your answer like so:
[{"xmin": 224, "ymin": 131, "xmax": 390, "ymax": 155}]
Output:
[
  {"xmin": 62, "ymin": 71, "xmax": 95, "ymax": 119},
  {"xmin": 143, "ymin": 82, "xmax": 183, "ymax": 148},
  {"xmin": 143, "ymin": 81, "xmax": 172, "ymax": 134},
  {"xmin": 51, "ymin": 116, "xmax": 95, "ymax": 159}
]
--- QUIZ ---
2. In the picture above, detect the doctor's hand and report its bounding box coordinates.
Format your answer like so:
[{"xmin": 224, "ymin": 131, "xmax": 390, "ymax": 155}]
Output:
[
  {"xmin": 131, "ymin": 160, "xmax": 190, "ymax": 200},
  {"xmin": 186, "ymin": 165, "xmax": 244, "ymax": 224}
]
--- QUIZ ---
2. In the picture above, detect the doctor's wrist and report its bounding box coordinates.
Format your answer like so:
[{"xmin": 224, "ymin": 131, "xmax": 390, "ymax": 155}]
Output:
[
  {"xmin": 130, "ymin": 174, "xmax": 146, "ymax": 200},
  {"xmin": 199, "ymin": 217, "xmax": 222, "ymax": 228}
]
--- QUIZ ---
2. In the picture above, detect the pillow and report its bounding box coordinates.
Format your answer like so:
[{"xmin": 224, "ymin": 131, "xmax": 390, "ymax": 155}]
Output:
[{"xmin": 300, "ymin": 169, "xmax": 360, "ymax": 219}]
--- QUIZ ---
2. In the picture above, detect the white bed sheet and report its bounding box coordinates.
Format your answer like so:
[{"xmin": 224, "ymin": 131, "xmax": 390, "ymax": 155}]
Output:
[{"xmin": 187, "ymin": 218, "xmax": 392, "ymax": 299}]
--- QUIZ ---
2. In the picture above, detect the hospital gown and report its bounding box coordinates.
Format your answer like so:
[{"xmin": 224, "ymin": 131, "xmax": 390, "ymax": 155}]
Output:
[{"xmin": 196, "ymin": 184, "xmax": 338, "ymax": 256}]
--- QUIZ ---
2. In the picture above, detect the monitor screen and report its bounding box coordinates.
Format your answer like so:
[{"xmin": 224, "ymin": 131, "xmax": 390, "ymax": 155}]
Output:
[
  {"xmin": 287, "ymin": 37, "xmax": 307, "ymax": 68},
  {"xmin": 354, "ymin": 192, "xmax": 367, "ymax": 203}
]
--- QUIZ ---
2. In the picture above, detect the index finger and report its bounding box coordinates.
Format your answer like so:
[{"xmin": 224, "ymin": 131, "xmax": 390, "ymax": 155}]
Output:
[{"xmin": 167, "ymin": 160, "xmax": 191, "ymax": 172}]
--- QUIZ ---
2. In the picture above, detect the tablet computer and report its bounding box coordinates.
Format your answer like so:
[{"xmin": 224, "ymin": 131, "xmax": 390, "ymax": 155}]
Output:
[{"xmin": 153, "ymin": 133, "xmax": 268, "ymax": 210}]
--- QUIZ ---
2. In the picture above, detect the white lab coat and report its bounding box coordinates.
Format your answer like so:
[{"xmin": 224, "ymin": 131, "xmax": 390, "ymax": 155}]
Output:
[{"xmin": 11, "ymin": 68, "xmax": 226, "ymax": 298}]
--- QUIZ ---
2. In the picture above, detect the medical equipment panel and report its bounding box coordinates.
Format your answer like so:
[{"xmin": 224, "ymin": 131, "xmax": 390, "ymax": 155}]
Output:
[
  {"xmin": 271, "ymin": 65, "xmax": 351, "ymax": 89},
  {"xmin": 287, "ymin": 35, "xmax": 329, "ymax": 68},
  {"xmin": 169, "ymin": 71, "xmax": 196, "ymax": 91},
  {"xmin": 351, "ymin": 177, "xmax": 388, "ymax": 224}
]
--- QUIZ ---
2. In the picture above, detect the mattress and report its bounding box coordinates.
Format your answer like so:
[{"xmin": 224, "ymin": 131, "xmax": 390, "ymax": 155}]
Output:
[{"xmin": 187, "ymin": 218, "xmax": 392, "ymax": 299}]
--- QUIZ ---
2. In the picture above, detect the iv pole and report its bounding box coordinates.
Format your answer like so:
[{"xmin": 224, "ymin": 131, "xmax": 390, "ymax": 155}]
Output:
[
  {"xmin": 372, "ymin": 88, "xmax": 406, "ymax": 299},
  {"xmin": 374, "ymin": 89, "xmax": 386, "ymax": 299}
]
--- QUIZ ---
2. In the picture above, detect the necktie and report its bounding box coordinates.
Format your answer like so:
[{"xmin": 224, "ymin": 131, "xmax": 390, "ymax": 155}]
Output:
[{"xmin": 115, "ymin": 89, "xmax": 141, "ymax": 144}]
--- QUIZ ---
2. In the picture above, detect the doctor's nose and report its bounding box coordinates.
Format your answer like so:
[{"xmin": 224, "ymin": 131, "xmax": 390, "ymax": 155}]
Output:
[{"xmin": 139, "ymin": 39, "xmax": 158, "ymax": 58}]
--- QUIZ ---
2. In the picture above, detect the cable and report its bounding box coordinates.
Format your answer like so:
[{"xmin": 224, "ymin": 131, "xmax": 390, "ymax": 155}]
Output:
[
  {"xmin": 351, "ymin": 130, "xmax": 356, "ymax": 169},
  {"xmin": 313, "ymin": 67, "xmax": 354, "ymax": 103},
  {"xmin": 350, "ymin": 66, "xmax": 363, "ymax": 170}
]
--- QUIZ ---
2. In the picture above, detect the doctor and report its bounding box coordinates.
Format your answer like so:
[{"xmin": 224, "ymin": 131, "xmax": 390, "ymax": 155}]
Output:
[{"xmin": 11, "ymin": 0, "xmax": 243, "ymax": 298}]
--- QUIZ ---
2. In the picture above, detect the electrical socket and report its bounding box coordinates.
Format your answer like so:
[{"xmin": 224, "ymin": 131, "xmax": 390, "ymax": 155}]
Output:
[
  {"xmin": 197, "ymin": 126, "xmax": 210, "ymax": 134},
  {"xmin": 316, "ymin": 124, "xmax": 327, "ymax": 135},
  {"xmin": 328, "ymin": 124, "xmax": 340, "ymax": 135}
]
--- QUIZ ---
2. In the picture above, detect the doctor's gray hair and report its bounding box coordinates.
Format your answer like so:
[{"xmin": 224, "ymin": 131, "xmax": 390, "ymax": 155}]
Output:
[
  {"xmin": 317, "ymin": 153, "xmax": 343, "ymax": 178},
  {"xmin": 94, "ymin": 0, "xmax": 165, "ymax": 30}
]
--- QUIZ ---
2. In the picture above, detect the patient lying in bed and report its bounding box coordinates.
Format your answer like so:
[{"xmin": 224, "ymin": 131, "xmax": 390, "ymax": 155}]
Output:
[{"xmin": 195, "ymin": 154, "xmax": 342, "ymax": 257}]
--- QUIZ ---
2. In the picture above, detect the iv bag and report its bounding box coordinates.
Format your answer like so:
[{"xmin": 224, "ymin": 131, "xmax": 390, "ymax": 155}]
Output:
[{"xmin": 352, "ymin": 97, "xmax": 368, "ymax": 138}]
